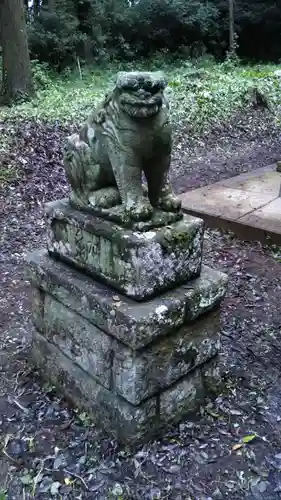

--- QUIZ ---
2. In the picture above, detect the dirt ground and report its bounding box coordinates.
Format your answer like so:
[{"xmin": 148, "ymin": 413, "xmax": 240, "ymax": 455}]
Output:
[{"xmin": 1, "ymin": 107, "xmax": 281, "ymax": 499}]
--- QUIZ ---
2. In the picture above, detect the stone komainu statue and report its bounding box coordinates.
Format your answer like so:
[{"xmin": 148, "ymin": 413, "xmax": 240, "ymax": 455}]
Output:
[{"xmin": 63, "ymin": 71, "xmax": 181, "ymax": 222}]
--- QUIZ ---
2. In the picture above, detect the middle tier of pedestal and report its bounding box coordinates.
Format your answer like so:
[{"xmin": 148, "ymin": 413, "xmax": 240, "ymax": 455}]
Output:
[{"xmin": 46, "ymin": 199, "xmax": 204, "ymax": 301}]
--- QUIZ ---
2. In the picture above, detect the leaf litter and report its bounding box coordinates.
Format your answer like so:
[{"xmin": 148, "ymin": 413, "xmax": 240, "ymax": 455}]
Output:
[{"xmin": 1, "ymin": 106, "xmax": 281, "ymax": 498}]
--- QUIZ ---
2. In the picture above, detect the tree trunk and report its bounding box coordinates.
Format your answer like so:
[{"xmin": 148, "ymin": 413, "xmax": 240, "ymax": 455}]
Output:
[
  {"xmin": 48, "ymin": 0, "xmax": 56, "ymax": 11},
  {"xmin": 33, "ymin": 0, "xmax": 41, "ymax": 16},
  {"xmin": 41, "ymin": 0, "xmax": 56, "ymax": 10},
  {"xmin": 229, "ymin": 0, "xmax": 235, "ymax": 54},
  {"xmin": 0, "ymin": 0, "xmax": 34, "ymax": 104}
]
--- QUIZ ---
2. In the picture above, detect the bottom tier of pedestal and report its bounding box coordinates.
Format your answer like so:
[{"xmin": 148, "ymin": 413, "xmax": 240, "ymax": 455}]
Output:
[
  {"xmin": 32, "ymin": 329, "xmax": 222, "ymax": 445},
  {"xmin": 26, "ymin": 249, "xmax": 227, "ymax": 446}
]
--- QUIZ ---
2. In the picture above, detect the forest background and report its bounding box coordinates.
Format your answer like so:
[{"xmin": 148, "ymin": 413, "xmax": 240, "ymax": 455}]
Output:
[{"xmin": 25, "ymin": 0, "xmax": 281, "ymax": 69}]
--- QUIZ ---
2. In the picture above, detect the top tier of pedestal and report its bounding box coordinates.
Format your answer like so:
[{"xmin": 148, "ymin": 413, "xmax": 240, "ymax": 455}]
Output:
[{"xmin": 46, "ymin": 199, "xmax": 204, "ymax": 301}]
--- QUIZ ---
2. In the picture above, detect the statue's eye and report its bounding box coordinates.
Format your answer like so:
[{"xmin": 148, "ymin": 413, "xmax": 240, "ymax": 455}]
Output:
[
  {"xmin": 150, "ymin": 85, "xmax": 160, "ymax": 94},
  {"xmin": 129, "ymin": 79, "xmax": 139, "ymax": 90},
  {"xmin": 122, "ymin": 80, "xmax": 139, "ymax": 91}
]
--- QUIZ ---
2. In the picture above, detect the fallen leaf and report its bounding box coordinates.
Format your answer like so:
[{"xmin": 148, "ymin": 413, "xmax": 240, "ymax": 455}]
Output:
[
  {"xmin": 53, "ymin": 456, "xmax": 63, "ymax": 470},
  {"xmin": 50, "ymin": 481, "xmax": 61, "ymax": 496},
  {"xmin": 250, "ymin": 465, "xmax": 268, "ymax": 478},
  {"xmin": 242, "ymin": 434, "xmax": 257, "ymax": 444},
  {"xmin": 230, "ymin": 409, "xmax": 243, "ymax": 416},
  {"xmin": 232, "ymin": 443, "xmax": 244, "ymax": 452},
  {"xmin": 111, "ymin": 483, "xmax": 123, "ymax": 496},
  {"xmin": 257, "ymin": 481, "xmax": 268, "ymax": 493},
  {"xmin": 60, "ymin": 420, "xmax": 72, "ymax": 430},
  {"xmin": 206, "ymin": 409, "xmax": 220, "ymax": 418},
  {"xmin": 162, "ymin": 464, "xmax": 181, "ymax": 473},
  {"xmin": 20, "ymin": 474, "xmax": 33, "ymax": 485}
]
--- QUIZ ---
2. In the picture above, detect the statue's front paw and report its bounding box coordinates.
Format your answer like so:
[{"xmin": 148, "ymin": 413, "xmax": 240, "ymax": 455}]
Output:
[
  {"xmin": 157, "ymin": 194, "xmax": 182, "ymax": 213},
  {"xmin": 125, "ymin": 198, "xmax": 153, "ymax": 222}
]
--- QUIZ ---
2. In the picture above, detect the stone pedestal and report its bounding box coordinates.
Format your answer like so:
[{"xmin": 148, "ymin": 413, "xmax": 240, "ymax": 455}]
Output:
[
  {"xmin": 26, "ymin": 201, "xmax": 228, "ymax": 445},
  {"xmin": 46, "ymin": 199, "xmax": 204, "ymax": 300}
]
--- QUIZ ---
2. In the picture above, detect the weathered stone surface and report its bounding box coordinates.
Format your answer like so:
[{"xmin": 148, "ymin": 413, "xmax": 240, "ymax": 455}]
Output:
[
  {"xmin": 159, "ymin": 356, "xmax": 222, "ymax": 424},
  {"xmin": 201, "ymin": 356, "xmax": 224, "ymax": 396},
  {"xmin": 113, "ymin": 309, "xmax": 220, "ymax": 404},
  {"xmin": 31, "ymin": 281, "xmax": 221, "ymax": 404},
  {"xmin": 32, "ymin": 329, "xmax": 158, "ymax": 445},
  {"xmin": 46, "ymin": 199, "xmax": 204, "ymax": 300},
  {"xmin": 32, "ymin": 289, "xmax": 45, "ymax": 331},
  {"xmin": 63, "ymin": 71, "xmax": 182, "ymax": 224},
  {"xmin": 33, "ymin": 295, "xmax": 113, "ymax": 389},
  {"xmin": 26, "ymin": 250, "xmax": 228, "ymax": 349},
  {"xmin": 26, "ymin": 69, "xmax": 227, "ymax": 445},
  {"xmin": 31, "ymin": 329, "xmax": 222, "ymax": 445},
  {"xmin": 159, "ymin": 367, "xmax": 204, "ymax": 423}
]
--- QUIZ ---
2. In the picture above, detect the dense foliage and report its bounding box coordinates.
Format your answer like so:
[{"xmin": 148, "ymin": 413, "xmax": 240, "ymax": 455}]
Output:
[
  {"xmin": 1, "ymin": 59, "xmax": 280, "ymax": 131},
  {"xmin": 26, "ymin": 0, "xmax": 281, "ymax": 69}
]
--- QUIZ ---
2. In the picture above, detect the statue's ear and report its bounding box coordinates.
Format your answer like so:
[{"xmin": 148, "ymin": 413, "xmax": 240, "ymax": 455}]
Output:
[
  {"xmin": 104, "ymin": 92, "xmax": 111, "ymax": 105},
  {"xmin": 116, "ymin": 72, "xmax": 127, "ymax": 89},
  {"xmin": 154, "ymin": 71, "xmax": 167, "ymax": 89},
  {"xmin": 163, "ymin": 92, "xmax": 170, "ymax": 110},
  {"xmin": 160, "ymin": 77, "xmax": 168, "ymax": 90}
]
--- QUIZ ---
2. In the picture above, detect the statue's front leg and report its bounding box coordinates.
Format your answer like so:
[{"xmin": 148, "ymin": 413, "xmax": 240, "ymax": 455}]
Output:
[
  {"xmin": 145, "ymin": 155, "xmax": 181, "ymax": 213},
  {"xmin": 157, "ymin": 174, "xmax": 181, "ymax": 212},
  {"xmin": 109, "ymin": 148, "xmax": 153, "ymax": 222}
]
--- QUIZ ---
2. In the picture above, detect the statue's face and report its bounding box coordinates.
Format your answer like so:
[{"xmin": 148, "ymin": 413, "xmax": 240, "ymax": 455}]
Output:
[{"xmin": 115, "ymin": 71, "xmax": 167, "ymax": 119}]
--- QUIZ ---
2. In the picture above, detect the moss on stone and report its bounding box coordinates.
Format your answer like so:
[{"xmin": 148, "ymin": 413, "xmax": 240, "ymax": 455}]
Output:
[{"xmin": 156, "ymin": 223, "xmax": 198, "ymax": 253}]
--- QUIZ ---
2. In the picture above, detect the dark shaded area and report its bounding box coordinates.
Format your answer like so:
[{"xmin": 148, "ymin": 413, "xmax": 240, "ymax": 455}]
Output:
[{"xmin": 26, "ymin": 0, "xmax": 281, "ymax": 69}]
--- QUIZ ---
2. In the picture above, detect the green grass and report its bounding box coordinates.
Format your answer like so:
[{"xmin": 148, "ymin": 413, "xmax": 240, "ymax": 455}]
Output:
[
  {"xmin": 0, "ymin": 58, "xmax": 280, "ymax": 131},
  {"xmin": 0, "ymin": 489, "xmax": 7, "ymax": 500}
]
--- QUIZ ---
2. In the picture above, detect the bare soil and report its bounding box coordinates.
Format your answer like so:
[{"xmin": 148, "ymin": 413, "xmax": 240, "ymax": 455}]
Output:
[{"xmin": 1, "ymin": 107, "xmax": 281, "ymax": 499}]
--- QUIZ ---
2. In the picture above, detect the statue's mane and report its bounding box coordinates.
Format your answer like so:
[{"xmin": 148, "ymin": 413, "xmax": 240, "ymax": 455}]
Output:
[{"xmin": 116, "ymin": 71, "xmax": 167, "ymax": 91}]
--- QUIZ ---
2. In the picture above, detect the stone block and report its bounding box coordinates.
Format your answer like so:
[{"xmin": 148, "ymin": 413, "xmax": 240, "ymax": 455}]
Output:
[
  {"xmin": 31, "ymin": 330, "xmax": 158, "ymax": 445},
  {"xmin": 159, "ymin": 356, "xmax": 221, "ymax": 425},
  {"xmin": 31, "ymin": 329, "xmax": 222, "ymax": 445},
  {"xmin": 30, "ymin": 270, "xmax": 221, "ymax": 404},
  {"xmin": 31, "ymin": 289, "xmax": 45, "ymax": 331},
  {"xmin": 202, "ymin": 356, "xmax": 224, "ymax": 396},
  {"xmin": 113, "ymin": 309, "xmax": 221, "ymax": 404},
  {"xmin": 33, "ymin": 294, "xmax": 113, "ymax": 389},
  {"xmin": 45, "ymin": 199, "xmax": 204, "ymax": 300},
  {"xmin": 159, "ymin": 367, "xmax": 204, "ymax": 423},
  {"xmin": 26, "ymin": 250, "xmax": 228, "ymax": 350}
]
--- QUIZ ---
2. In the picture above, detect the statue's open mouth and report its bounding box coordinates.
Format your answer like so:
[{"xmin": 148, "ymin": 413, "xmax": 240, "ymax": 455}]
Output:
[
  {"xmin": 121, "ymin": 94, "xmax": 162, "ymax": 108},
  {"xmin": 121, "ymin": 95, "xmax": 162, "ymax": 118}
]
